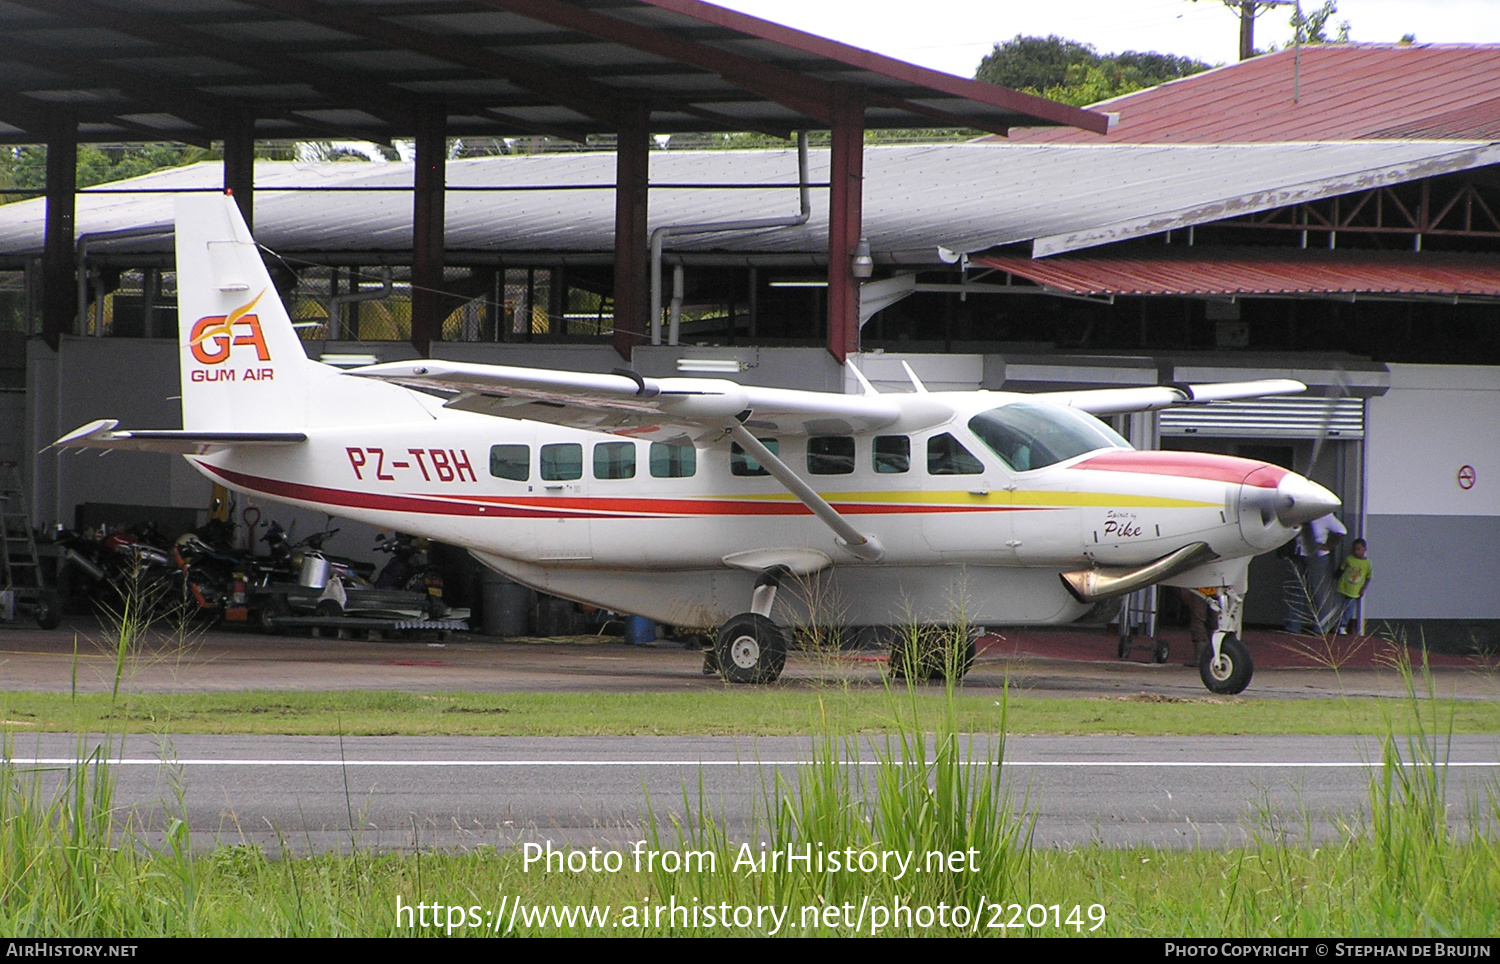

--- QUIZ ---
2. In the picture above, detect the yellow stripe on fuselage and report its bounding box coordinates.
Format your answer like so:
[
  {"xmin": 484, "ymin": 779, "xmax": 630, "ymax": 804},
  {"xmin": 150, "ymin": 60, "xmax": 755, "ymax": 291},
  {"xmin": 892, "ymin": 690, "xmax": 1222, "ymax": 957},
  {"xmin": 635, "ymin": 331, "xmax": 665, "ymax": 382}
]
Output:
[{"xmin": 728, "ymin": 490, "xmax": 1219, "ymax": 509}]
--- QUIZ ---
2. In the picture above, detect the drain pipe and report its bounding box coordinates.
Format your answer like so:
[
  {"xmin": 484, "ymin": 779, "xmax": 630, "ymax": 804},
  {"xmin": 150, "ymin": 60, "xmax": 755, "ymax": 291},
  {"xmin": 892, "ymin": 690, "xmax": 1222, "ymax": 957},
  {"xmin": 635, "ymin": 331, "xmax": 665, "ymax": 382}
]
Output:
[
  {"xmin": 650, "ymin": 131, "xmax": 811, "ymax": 346},
  {"xmin": 667, "ymin": 262, "xmax": 685, "ymax": 345},
  {"xmin": 326, "ymin": 265, "xmax": 394, "ymax": 340},
  {"xmin": 75, "ymin": 224, "xmax": 173, "ymax": 336}
]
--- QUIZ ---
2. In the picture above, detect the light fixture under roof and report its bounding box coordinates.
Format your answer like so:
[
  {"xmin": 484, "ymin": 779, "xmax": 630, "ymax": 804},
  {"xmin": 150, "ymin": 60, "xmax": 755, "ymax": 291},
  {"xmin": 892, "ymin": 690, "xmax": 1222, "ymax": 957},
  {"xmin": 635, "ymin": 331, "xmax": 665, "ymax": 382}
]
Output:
[{"xmin": 676, "ymin": 358, "xmax": 744, "ymax": 373}]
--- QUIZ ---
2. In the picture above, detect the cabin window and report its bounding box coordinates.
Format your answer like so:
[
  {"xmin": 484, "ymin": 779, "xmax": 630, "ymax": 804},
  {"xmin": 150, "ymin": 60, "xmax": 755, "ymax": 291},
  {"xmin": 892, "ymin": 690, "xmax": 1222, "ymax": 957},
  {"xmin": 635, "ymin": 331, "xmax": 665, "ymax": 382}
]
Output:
[
  {"xmin": 730, "ymin": 438, "xmax": 779, "ymax": 477},
  {"xmin": 650, "ymin": 442, "xmax": 697, "ymax": 478},
  {"xmin": 927, "ymin": 433, "xmax": 984, "ymax": 476},
  {"xmin": 807, "ymin": 436, "xmax": 855, "ymax": 475},
  {"xmin": 540, "ymin": 442, "xmax": 583, "ymax": 481},
  {"xmin": 873, "ymin": 435, "xmax": 910, "ymax": 474},
  {"xmin": 593, "ymin": 441, "xmax": 636, "ymax": 480},
  {"xmin": 968, "ymin": 402, "xmax": 1129, "ymax": 471},
  {"xmin": 488, "ymin": 444, "xmax": 530, "ymax": 482}
]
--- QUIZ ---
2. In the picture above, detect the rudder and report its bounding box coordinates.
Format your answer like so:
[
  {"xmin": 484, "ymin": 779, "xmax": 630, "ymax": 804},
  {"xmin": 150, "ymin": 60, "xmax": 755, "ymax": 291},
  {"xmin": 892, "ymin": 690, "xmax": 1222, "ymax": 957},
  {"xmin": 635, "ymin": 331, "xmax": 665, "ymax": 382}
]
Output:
[{"xmin": 175, "ymin": 193, "xmax": 313, "ymax": 432}]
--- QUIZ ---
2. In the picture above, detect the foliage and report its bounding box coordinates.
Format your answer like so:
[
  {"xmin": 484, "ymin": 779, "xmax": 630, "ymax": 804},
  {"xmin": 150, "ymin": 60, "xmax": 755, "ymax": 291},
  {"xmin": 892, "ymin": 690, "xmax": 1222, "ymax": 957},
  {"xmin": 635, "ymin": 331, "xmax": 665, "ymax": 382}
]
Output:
[
  {"xmin": 0, "ymin": 144, "xmax": 207, "ymax": 198},
  {"xmin": 1291, "ymin": 1, "xmax": 1351, "ymax": 45},
  {"xmin": 975, "ymin": 35, "xmax": 1213, "ymax": 107}
]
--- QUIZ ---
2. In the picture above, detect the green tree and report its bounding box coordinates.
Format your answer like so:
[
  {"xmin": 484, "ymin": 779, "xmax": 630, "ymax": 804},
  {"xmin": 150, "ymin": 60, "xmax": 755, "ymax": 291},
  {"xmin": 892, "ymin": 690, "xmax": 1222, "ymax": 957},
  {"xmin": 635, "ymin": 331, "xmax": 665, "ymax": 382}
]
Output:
[
  {"xmin": 975, "ymin": 35, "xmax": 1102, "ymax": 91},
  {"xmin": 975, "ymin": 35, "xmax": 1213, "ymax": 107},
  {"xmin": 1291, "ymin": 1, "xmax": 1350, "ymax": 43},
  {"xmin": 0, "ymin": 143, "xmax": 207, "ymax": 203}
]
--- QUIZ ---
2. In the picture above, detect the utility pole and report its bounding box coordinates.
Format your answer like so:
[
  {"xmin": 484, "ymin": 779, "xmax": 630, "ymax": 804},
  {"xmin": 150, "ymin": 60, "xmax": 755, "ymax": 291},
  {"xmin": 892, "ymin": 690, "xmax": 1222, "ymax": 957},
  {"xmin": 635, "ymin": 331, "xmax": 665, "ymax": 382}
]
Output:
[
  {"xmin": 1239, "ymin": 1, "xmax": 1256, "ymax": 60},
  {"xmin": 1200, "ymin": 0, "xmax": 1297, "ymax": 61}
]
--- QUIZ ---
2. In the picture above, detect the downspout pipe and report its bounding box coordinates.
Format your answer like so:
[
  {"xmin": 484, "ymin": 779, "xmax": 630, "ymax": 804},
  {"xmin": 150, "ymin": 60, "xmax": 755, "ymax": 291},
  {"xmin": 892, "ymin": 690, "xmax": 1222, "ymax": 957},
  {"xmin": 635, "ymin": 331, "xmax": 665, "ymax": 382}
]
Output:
[
  {"xmin": 75, "ymin": 224, "xmax": 173, "ymax": 336},
  {"xmin": 650, "ymin": 132, "xmax": 811, "ymax": 346},
  {"xmin": 327, "ymin": 266, "xmax": 394, "ymax": 340}
]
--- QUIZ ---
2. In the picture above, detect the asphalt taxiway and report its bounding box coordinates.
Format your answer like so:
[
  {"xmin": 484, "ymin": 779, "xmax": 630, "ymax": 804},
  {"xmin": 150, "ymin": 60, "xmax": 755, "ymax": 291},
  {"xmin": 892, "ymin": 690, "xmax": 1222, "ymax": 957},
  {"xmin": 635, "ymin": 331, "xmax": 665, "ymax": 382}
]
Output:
[{"xmin": 1, "ymin": 618, "xmax": 1496, "ymax": 852}]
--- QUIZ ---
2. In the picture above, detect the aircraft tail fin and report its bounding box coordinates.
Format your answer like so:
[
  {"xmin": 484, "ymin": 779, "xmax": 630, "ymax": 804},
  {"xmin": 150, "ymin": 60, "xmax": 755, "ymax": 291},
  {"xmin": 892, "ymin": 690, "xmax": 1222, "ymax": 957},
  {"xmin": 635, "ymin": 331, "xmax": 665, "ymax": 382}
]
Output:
[{"xmin": 175, "ymin": 194, "xmax": 314, "ymax": 432}]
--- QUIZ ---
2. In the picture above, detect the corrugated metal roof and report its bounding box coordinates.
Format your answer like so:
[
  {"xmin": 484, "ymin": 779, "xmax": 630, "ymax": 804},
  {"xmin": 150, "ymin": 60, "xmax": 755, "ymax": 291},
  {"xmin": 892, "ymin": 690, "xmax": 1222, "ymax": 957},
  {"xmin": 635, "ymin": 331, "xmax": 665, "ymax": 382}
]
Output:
[
  {"xmin": 978, "ymin": 248, "xmax": 1500, "ymax": 298},
  {"xmin": 4, "ymin": 140, "xmax": 1497, "ymax": 262},
  {"xmin": 0, "ymin": 0, "xmax": 1104, "ymax": 144},
  {"xmin": 1004, "ymin": 44, "xmax": 1500, "ymax": 145}
]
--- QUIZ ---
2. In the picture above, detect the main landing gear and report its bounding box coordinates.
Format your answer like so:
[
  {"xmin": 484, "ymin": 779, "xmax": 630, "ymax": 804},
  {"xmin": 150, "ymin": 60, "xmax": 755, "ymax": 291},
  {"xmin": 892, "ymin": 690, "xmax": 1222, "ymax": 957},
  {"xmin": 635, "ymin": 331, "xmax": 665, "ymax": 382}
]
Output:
[
  {"xmin": 704, "ymin": 566, "xmax": 789, "ymax": 684},
  {"xmin": 1199, "ymin": 587, "xmax": 1254, "ymax": 695}
]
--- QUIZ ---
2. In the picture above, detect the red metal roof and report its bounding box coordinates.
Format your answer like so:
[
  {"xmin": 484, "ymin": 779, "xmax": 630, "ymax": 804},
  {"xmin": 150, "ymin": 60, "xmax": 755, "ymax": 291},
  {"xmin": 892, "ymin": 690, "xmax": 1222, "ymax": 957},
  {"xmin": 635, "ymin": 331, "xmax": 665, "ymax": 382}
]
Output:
[
  {"xmin": 1000, "ymin": 44, "xmax": 1500, "ymax": 144},
  {"xmin": 976, "ymin": 248, "xmax": 1500, "ymax": 297}
]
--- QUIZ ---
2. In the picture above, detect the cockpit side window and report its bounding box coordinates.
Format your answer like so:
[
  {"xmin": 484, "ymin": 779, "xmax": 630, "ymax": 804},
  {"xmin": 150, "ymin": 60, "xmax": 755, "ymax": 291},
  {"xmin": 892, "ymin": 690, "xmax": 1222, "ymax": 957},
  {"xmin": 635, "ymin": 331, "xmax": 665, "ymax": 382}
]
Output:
[
  {"xmin": 967, "ymin": 402, "xmax": 1130, "ymax": 471},
  {"xmin": 927, "ymin": 433, "xmax": 984, "ymax": 476},
  {"xmin": 731, "ymin": 439, "xmax": 779, "ymax": 477}
]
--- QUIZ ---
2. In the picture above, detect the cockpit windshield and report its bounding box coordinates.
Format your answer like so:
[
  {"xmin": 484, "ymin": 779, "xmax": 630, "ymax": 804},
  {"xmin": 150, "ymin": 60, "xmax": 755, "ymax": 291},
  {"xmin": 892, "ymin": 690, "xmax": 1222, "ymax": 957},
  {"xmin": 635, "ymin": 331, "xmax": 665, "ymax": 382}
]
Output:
[{"xmin": 967, "ymin": 402, "xmax": 1131, "ymax": 472}]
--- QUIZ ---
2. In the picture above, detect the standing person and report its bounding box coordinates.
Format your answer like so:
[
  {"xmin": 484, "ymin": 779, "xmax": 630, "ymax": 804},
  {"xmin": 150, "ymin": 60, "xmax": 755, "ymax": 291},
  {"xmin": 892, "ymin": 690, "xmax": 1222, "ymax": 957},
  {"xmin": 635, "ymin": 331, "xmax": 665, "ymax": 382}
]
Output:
[
  {"xmin": 1333, "ymin": 538, "xmax": 1372, "ymax": 635},
  {"xmin": 1284, "ymin": 512, "xmax": 1345, "ymax": 634},
  {"xmin": 1178, "ymin": 587, "xmax": 1216, "ymax": 666}
]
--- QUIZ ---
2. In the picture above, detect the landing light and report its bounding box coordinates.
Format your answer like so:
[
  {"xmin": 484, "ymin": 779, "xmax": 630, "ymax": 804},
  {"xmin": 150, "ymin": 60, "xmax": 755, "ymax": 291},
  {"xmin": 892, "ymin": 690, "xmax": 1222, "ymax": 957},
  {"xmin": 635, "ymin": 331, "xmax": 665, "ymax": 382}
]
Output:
[{"xmin": 320, "ymin": 353, "xmax": 380, "ymax": 369}]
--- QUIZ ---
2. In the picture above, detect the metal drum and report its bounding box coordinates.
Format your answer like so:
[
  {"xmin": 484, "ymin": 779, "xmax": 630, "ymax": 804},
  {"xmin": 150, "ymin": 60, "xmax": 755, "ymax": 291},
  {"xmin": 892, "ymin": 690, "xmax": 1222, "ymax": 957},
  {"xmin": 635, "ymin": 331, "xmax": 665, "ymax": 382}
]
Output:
[{"xmin": 298, "ymin": 553, "xmax": 330, "ymax": 588}]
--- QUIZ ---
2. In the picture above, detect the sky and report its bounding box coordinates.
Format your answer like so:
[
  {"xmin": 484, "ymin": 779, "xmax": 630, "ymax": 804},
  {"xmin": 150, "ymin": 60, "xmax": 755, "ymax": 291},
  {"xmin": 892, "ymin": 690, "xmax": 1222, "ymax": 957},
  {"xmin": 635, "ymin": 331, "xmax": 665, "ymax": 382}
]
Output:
[{"xmin": 713, "ymin": 0, "xmax": 1500, "ymax": 77}]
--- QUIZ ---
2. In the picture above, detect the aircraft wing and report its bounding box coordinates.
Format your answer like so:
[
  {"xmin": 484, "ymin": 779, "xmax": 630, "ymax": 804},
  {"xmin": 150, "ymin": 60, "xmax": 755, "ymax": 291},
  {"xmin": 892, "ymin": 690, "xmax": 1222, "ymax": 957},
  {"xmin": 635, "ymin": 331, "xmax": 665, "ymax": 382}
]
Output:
[
  {"xmin": 52, "ymin": 419, "xmax": 308, "ymax": 454},
  {"xmin": 350, "ymin": 360, "xmax": 914, "ymax": 439},
  {"xmin": 1039, "ymin": 379, "xmax": 1307, "ymax": 415}
]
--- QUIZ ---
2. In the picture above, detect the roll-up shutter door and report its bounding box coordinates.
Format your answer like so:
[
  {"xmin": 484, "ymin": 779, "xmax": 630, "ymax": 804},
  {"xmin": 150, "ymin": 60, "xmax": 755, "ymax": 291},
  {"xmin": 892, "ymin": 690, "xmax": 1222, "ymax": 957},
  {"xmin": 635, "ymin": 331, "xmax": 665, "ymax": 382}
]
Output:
[{"xmin": 1159, "ymin": 397, "xmax": 1364, "ymax": 439}]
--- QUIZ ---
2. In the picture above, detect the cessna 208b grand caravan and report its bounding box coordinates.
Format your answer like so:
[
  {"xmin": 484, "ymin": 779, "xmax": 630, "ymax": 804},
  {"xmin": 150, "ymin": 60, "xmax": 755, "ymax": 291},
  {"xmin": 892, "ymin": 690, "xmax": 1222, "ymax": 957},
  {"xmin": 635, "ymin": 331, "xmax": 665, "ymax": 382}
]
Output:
[{"xmin": 57, "ymin": 195, "xmax": 1339, "ymax": 694}]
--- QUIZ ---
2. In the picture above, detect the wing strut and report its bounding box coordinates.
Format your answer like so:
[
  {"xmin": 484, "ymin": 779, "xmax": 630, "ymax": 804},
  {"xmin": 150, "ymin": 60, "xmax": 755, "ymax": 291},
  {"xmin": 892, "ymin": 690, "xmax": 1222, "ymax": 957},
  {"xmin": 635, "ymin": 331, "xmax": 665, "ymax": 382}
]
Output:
[{"xmin": 728, "ymin": 424, "xmax": 885, "ymax": 563}]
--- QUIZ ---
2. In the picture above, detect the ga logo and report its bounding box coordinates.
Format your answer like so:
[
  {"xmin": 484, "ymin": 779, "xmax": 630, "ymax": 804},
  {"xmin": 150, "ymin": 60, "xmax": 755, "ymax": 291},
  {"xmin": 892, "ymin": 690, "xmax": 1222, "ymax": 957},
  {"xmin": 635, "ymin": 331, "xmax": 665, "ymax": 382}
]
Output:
[{"xmin": 190, "ymin": 289, "xmax": 270, "ymax": 365}]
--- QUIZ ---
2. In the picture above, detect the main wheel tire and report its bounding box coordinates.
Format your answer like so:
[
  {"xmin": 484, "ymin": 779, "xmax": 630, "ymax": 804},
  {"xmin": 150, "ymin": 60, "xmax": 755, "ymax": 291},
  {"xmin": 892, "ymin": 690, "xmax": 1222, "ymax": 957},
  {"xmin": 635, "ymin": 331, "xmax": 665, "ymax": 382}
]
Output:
[
  {"xmin": 257, "ymin": 594, "xmax": 290, "ymax": 634},
  {"xmin": 33, "ymin": 588, "xmax": 62, "ymax": 630},
  {"xmin": 888, "ymin": 629, "xmax": 977, "ymax": 682},
  {"xmin": 1199, "ymin": 633, "xmax": 1254, "ymax": 695},
  {"xmin": 715, "ymin": 613, "xmax": 787, "ymax": 684}
]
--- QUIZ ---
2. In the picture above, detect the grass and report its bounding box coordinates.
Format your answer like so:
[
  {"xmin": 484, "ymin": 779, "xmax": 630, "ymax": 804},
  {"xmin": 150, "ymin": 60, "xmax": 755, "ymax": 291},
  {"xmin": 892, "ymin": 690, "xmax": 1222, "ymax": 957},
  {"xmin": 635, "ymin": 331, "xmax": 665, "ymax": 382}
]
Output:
[
  {"xmin": 1, "ymin": 675, "xmax": 1496, "ymax": 936},
  {"xmin": 1, "ymin": 593, "xmax": 1495, "ymax": 936},
  {"xmin": 1, "ymin": 688, "xmax": 1498, "ymax": 737}
]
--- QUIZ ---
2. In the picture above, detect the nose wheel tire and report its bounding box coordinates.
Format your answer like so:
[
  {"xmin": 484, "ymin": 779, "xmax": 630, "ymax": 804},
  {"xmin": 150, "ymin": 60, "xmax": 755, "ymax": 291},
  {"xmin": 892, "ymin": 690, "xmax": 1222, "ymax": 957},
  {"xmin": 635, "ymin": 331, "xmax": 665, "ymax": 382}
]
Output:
[
  {"xmin": 715, "ymin": 613, "xmax": 787, "ymax": 684},
  {"xmin": 1199, "ymin": 633, "xmax": 1253, "ymax": 695}
]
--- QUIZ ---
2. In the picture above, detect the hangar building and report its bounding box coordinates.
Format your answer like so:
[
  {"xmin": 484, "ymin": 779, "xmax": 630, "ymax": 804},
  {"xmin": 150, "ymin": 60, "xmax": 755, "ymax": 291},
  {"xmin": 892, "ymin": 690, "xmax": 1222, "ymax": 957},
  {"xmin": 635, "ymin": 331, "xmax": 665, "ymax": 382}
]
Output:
[{"xmin": 1, "ymin": 11, "xmax": 1496, "ymax": 644}]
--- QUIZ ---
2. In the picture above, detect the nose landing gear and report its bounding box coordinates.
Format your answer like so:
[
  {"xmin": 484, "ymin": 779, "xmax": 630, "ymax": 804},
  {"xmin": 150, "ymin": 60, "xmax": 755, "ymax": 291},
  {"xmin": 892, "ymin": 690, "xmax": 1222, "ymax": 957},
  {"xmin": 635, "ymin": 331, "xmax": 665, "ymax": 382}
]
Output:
[{"xmin": 1200, "ymin": 588, "xmax": 1253, "ymax": 695}]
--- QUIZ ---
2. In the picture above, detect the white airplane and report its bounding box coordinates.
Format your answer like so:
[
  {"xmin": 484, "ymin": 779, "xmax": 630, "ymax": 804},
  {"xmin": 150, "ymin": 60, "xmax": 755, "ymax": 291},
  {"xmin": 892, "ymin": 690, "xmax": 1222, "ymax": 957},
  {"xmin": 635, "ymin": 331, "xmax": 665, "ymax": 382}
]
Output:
[{"xmin": 56, "ymin": 194, "xmax": 1339, "ymax": 694}]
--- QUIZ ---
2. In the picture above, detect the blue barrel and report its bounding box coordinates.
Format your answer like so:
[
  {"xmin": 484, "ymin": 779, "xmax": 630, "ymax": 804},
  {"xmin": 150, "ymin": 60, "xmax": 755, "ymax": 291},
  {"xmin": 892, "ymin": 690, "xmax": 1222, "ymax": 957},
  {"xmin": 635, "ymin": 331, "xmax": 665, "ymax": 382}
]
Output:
[{"xmin": 623, "ymin": 615, "xmax": 657, "ymax": 645}]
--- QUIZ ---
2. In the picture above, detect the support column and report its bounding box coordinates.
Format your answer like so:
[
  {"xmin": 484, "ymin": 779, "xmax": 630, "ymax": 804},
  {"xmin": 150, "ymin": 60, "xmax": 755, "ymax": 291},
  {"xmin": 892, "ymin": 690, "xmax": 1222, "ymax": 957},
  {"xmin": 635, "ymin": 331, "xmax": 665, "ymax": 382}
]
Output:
[
  {"xmin": 612, "ymin": 101, "xmax": 650, "ymax": 361},
  {"xmin": 411, "ymin": 100, "xmax": 447, "ymax": 356},
  {"xmin": 826, "ymin": 85, "xmax": 865, "ymax": 364},
  {"xmin": 222, "ymin": 110, "xmax": 256, "ymax": 231},
  {"xmin": 41, "ymin": 108, "xmax": 77, "ymax": 350}
]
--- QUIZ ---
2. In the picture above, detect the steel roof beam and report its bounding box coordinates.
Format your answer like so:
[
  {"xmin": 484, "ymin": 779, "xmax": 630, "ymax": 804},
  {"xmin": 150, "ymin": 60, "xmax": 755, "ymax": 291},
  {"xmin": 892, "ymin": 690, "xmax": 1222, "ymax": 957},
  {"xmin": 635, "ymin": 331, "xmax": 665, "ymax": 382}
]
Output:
[
  {"xmin": 4, "ymin": 0, "xmax": 415, "ymax": 131},
  {"xmin": 472, "ymin": 0, "xmax": 831, "ymax": 123},
  {"xmin": 0, "ymin": 96, "xmax": 214, "ymax": 147},
  {"xmin": 233, "ymin": 0, "xmax": 626, "ymax": 127}
]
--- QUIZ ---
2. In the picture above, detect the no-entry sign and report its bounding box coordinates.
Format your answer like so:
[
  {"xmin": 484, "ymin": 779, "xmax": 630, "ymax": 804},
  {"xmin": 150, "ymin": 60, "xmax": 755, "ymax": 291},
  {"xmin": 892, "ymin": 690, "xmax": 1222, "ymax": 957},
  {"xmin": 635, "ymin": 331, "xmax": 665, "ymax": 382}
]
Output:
[{"xmin": 1458, "ymin": 465, "xmax": 1476, "ymax": 490}]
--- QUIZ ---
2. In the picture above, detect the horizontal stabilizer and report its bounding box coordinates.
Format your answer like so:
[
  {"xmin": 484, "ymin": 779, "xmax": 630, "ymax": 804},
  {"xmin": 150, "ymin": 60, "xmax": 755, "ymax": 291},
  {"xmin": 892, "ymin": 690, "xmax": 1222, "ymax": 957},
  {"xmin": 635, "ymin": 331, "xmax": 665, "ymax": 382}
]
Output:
[{"xmin": 52, "ymin": 419, "xmax": 306, "ymax": 454}]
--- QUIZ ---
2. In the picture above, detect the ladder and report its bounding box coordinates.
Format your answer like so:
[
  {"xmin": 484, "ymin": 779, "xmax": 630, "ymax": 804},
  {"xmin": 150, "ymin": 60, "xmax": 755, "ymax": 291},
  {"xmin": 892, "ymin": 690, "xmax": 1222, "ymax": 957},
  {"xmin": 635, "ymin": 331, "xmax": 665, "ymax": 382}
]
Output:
[{"xmin": 0, "ymin": 462, "xmax": 52, "ymax": 626}]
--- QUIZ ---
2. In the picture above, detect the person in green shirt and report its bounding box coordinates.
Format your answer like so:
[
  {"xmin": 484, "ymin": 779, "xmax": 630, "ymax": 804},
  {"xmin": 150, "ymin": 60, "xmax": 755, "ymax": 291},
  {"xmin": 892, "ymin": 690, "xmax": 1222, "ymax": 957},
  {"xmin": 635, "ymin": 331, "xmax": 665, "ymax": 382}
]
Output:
[{"xmin": 1333, "ymin": 538, "xmax": 1372, "ymax": 635}]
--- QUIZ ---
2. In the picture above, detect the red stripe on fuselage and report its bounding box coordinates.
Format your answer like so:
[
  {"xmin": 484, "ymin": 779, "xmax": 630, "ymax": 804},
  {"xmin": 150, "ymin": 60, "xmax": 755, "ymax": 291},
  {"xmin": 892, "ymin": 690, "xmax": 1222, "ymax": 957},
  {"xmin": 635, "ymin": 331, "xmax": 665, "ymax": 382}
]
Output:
[
  {"xmin": 1072, "ymin": 450, "xmax": 1289, "ymax": 486},
  {"xmin": 195, "ymin": 461, "xmax": 1047, "ymax": 520}
]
